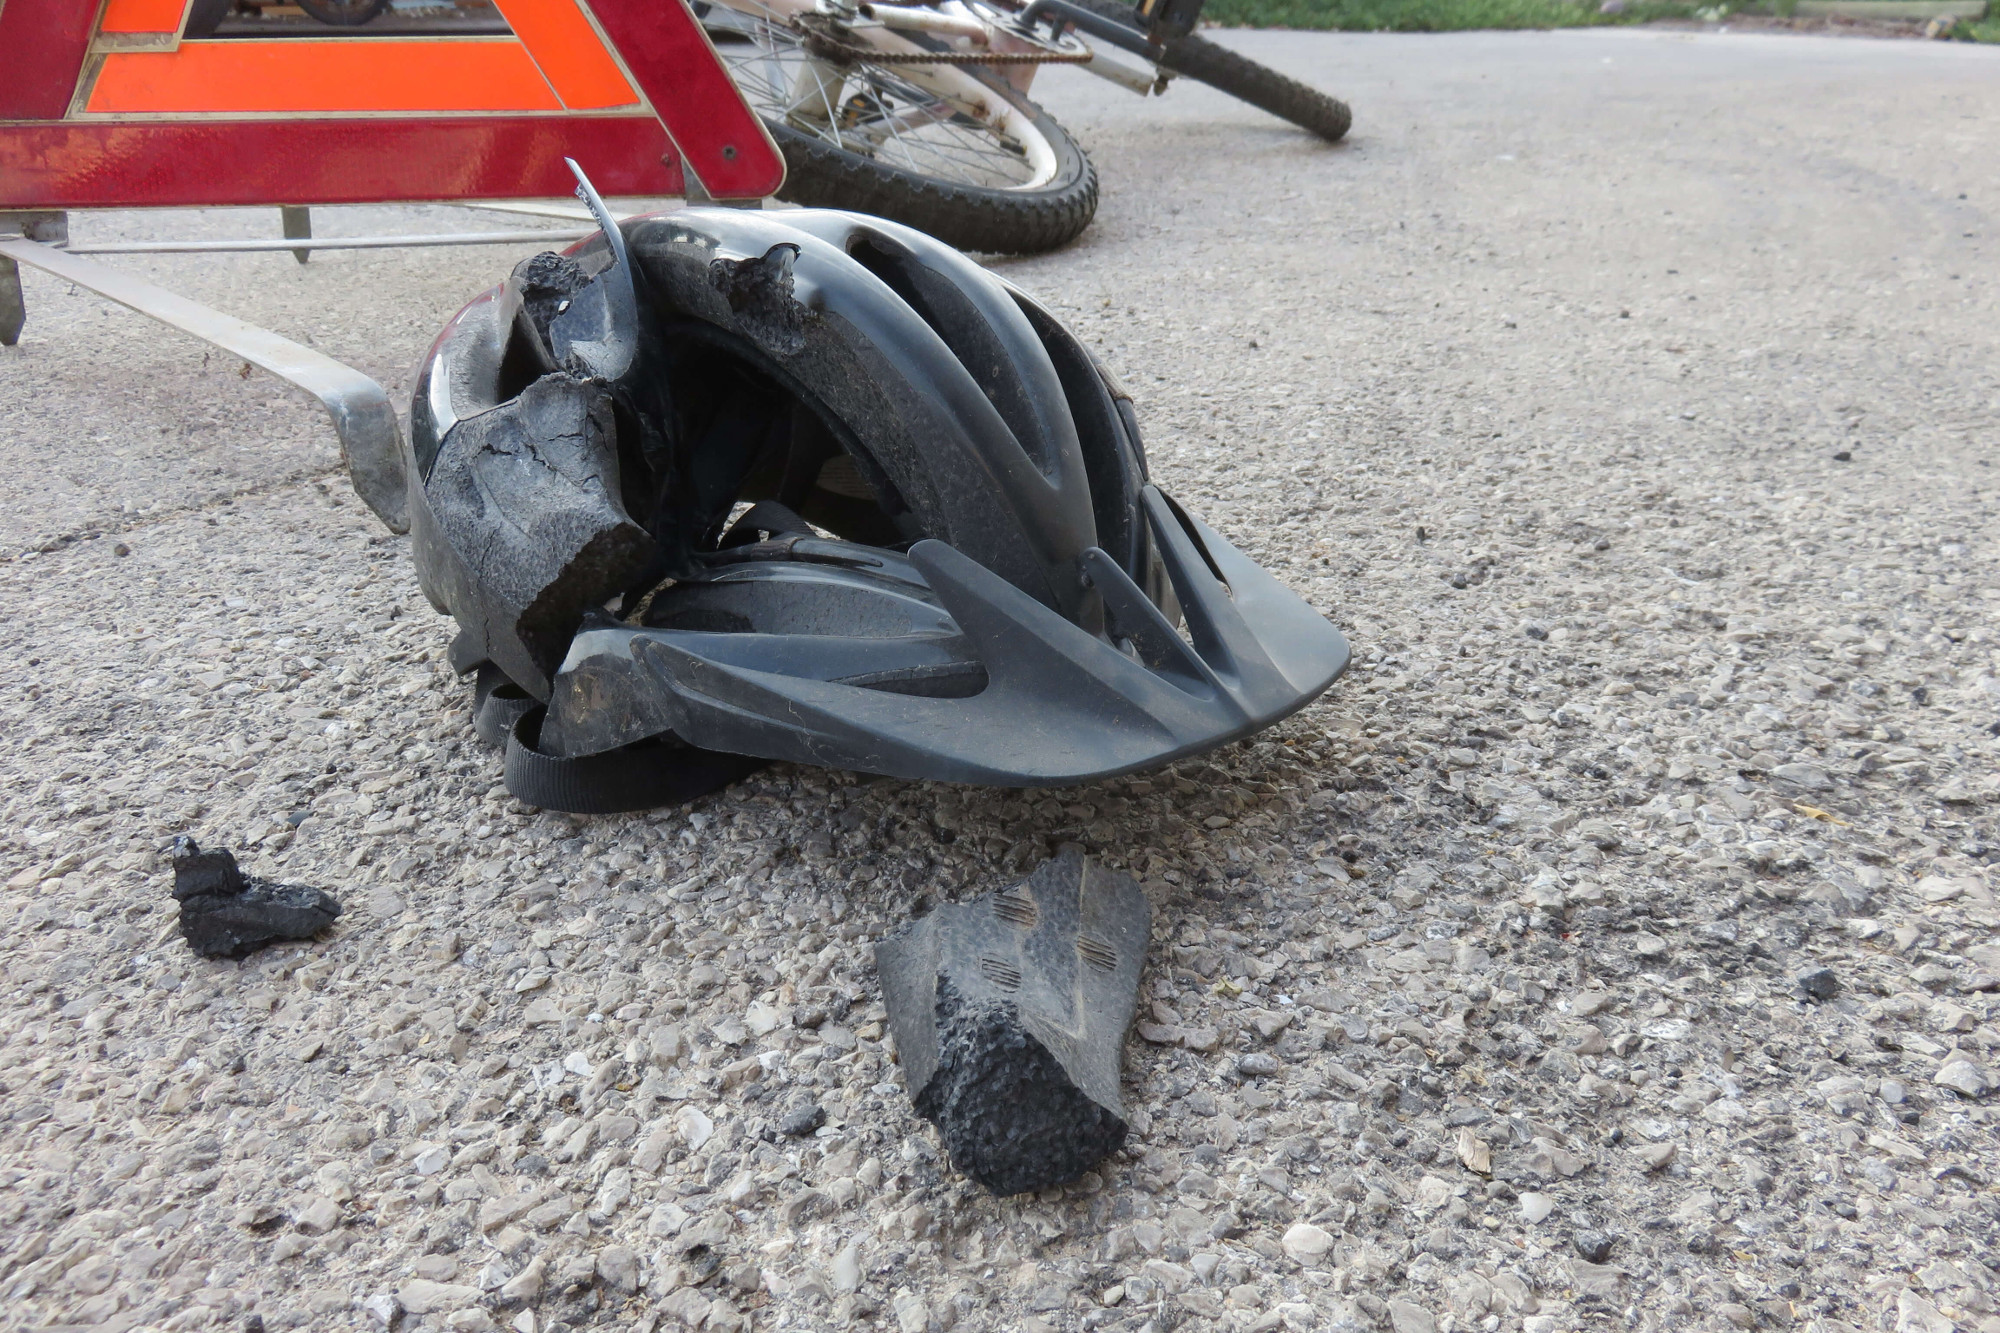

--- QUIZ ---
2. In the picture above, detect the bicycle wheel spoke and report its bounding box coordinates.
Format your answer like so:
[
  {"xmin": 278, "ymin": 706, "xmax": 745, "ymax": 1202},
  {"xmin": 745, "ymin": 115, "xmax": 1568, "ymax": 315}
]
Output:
[{"xmin": 706, "ymin": 0, "xmax": 1045, "ymax": 191}]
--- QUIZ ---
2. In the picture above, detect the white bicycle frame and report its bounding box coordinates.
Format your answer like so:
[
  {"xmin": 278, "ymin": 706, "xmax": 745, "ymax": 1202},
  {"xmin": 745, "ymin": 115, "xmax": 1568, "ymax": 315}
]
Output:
[{"xmin": 699, "ymin": 0, "xmax": 1165, "ymax": 190}]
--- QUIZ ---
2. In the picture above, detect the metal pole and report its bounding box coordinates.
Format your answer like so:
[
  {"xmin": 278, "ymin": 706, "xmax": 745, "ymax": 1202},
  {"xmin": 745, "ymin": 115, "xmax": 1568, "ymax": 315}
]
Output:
[
  {"xmin": 0, "ymin": 256, "xmax": 22, "ymax": 348},
  {"xmin": 0, "ymin": 211, "xmax": 68, "ymax": 344},
  {"xmin": 281, "ymin": 204, "xmax": 313, "ymax": 265},
  {"xmin": 0, "ymin": 237, "xmax": 410, "ymax": 535},
  {"xmin": 62, "ymin": 228, "xmax": 595, "ymax": 256}
]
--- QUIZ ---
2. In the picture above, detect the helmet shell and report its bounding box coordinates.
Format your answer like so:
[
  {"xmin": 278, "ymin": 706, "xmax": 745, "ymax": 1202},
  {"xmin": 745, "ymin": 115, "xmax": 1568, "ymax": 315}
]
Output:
[{"xmin": 407, "ymin": 208, "xmax": 1348, "ymax": 797}]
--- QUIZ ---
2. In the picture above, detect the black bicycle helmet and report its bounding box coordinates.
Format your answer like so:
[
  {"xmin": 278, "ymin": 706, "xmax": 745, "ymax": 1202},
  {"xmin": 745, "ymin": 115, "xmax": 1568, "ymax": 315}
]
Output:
[{"xmin": 406, "ymin": 175, "xmax": 1349, "ymax": 812}]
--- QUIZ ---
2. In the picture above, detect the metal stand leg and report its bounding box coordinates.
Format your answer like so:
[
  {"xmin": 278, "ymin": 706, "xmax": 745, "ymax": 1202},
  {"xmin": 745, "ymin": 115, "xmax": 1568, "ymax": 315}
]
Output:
[
  {"xmin": 281, "ymin": 205, "xmax": 312, "ymax": 265},
  {"xmin": 0, "ymin": 257, "xmax": 22, "ymax": 347},
  {"xmin": 0, "ymin": 236, "xmax": 410, "ymax": 533},
  {"xmin": 0, "ymin": 212, "xmax": 68, "ymax": 344}
]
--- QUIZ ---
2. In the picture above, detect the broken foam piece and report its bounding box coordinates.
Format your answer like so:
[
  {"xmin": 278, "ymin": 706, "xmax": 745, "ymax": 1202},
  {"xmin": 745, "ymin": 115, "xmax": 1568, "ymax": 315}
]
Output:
[
  {"xmin": 421, "ymin": 371, "xmax": 658, "ymax": 702},
  {"xmin": 876, "ymin": 848, "xmax": 1150, "ymax": 1195},
  {"xmin": 172, "ymin": 838, "xmax": 342, "ymax": 960}
]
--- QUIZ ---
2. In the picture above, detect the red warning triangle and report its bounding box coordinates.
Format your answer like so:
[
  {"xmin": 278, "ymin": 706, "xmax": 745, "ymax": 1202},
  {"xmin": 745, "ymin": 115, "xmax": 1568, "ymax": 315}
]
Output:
[{"xmin": 0, "ymin": 0, "xmax": 783, "ymax": 205}]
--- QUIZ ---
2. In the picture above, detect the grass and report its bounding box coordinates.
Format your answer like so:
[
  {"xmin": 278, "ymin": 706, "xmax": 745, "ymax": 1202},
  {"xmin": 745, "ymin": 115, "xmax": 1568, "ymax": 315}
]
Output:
[
  {"xmin": 1202, "ymin": 0, "xmax": 1693, "ymax": 30},
  {"xmin": 1203, "ymin": 0, "xmax": 1999, "ymax": 37}
]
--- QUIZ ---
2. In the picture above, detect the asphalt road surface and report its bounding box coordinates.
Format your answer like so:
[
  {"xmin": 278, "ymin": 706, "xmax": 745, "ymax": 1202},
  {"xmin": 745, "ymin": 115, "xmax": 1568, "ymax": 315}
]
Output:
[{"xmin": 1, "ymin": 28, "xmax": 1995, "ymax": 1333}]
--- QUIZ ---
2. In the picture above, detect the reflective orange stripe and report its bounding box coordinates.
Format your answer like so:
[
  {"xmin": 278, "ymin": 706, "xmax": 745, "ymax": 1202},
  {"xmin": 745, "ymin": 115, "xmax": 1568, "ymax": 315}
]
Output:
[
  {"xmin": 86, "ymin": 39, "xmax": 564, "ymax": 114},
  {"xmin": 98, "ymin": 0, "xmax": 186, "ymax": 32},
  {"xmin": 489, "ymin": 0, "xmax": 639, "ymax": 110}
]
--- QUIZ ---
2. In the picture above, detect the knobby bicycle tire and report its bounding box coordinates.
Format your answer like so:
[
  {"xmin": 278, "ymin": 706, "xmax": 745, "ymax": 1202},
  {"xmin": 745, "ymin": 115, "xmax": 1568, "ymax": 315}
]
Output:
[
  {"xmin": 1072, "ymin": 0, "xmax": 1351, "ymax": 142},
  {"xmin": 764, "ymin": 88, "xmax": 1099, "ymax": 255}
]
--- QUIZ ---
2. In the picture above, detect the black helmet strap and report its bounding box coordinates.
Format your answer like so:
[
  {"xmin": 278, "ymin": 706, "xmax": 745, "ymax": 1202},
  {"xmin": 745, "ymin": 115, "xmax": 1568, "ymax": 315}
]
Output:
[
  {"xmin": 717, "ymin": 499, "xmax": 817, "ymax": 549},
  {"xmin": 470, "ymin": 661, "xmax": 766, "ymax": 814}
]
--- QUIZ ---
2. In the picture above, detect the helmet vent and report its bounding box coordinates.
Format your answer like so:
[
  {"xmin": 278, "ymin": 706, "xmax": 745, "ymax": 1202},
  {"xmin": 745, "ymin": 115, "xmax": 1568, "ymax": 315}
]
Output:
[
  {"xmin": 992, "ymin": 890, "xmax": 1037, "ymax": 929},
  {"xmin": 978, "ymin": 956, "xmax": 1023, "ymax": 992},
  {"xmin": 844, "ymin": 236, "xmax": 1057, "ymax": 476},
  {"xmin": 1076, "ymin": 935, "xmax": 1118, "ymax": 973}
]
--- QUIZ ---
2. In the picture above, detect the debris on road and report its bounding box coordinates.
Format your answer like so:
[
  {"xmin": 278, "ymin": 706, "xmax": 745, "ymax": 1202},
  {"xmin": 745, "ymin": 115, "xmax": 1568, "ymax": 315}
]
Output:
[
  {"xmin": 172, "ymin": 838, "xmax": 341, "ymax": 958},
  {"xmin": 877, "ymin": 849, "xmax": 1150, "ymax": 1195}
]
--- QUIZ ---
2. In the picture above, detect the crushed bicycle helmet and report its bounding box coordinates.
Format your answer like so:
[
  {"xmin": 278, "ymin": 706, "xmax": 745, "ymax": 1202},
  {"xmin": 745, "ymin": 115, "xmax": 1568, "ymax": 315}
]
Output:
[{"xmin": 406, "ymin": 173, "xmax": 1350, "ymax": 812}]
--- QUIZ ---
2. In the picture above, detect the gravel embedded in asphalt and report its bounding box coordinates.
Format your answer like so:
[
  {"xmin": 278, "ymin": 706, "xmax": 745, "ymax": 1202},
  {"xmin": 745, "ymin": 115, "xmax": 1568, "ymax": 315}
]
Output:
[{"xmin": 0, "ymin": 27, "xmax": 1997, "ymax": 1333}]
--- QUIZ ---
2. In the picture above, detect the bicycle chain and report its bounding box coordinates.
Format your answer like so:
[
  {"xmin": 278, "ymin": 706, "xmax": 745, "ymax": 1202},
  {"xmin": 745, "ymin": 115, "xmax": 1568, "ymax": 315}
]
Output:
[{"xmin": 794, "ymin": 16, "xmax": 1095, "ymax": 64}]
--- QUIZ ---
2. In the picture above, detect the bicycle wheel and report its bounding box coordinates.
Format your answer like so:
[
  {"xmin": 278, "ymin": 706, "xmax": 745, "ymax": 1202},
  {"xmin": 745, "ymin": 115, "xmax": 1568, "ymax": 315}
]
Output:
[
  {"xmin": 1072, "ymin": 0, "xmax": 1350, "ymax": 142},
  {"xmin": 702, "ymin": 1, "xmax": 1098, "ymax": 254}
]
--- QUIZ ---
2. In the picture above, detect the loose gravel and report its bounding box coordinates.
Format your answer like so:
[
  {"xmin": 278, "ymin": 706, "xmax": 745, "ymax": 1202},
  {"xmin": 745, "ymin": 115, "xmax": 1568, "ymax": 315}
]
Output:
[{"xmin": 1, "ymin": 28, "xmax": 1997, "ymax": 1333}]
